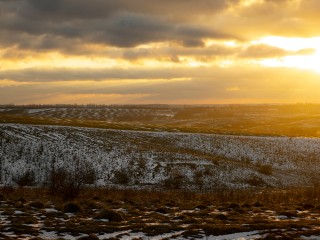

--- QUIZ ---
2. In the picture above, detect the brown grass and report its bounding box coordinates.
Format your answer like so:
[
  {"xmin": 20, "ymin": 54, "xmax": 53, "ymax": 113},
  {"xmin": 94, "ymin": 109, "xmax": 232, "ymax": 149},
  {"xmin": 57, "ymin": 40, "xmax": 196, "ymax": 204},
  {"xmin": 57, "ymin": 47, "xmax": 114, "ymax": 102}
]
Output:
[{"xmin": 2, "ymin": 186, "xmax": 320, "ymax": 238}]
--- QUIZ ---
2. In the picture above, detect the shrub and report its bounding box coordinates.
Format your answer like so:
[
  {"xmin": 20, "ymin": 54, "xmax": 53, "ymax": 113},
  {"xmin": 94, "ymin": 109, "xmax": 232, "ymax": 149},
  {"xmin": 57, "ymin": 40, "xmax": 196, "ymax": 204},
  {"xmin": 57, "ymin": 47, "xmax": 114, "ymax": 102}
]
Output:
[
  {"xmin": 63, "ymin": 202, "xmax": 82, "ymax": 213},
  {"xmin": 228, "ymin": 203, "xmax": 240, "ymax": 209},
  {"xmin": 17, "ymin": 197, "xmax": 27, "ymax": 203},
  {"xmin": 215, "ymin": 214, "xmax": 228, "ymax": 220},
  {"xmin": 242, "ymin": 203, "xmax": 251, "ymax": 208},
  {"xmin": 258, "ymin": 164, "xmax": 273, "ymax": 175},
  {"xmin": 278, "ymin": 211, "xmax": 297, "ymax": 218},
  {"xmin": 155, "ymin": 207, "xmax": 168, "ymax": 214},
  {"xmin": 95, "ymin": 209, "xmax": 125, "ymax": 222},
  {"xmin": 48, "ymin": 159, "xmax": 96, "ymax": 201},
  {"xmin": 83, "ymin": 167, "xmax": 96, "ymax": 184},
  {"xmin": 12, "ymin": 170, "xmax": 36, "ymax": 187},
  {"xmin": 163, "ymin": 171, "xmax": 185, "ymax": 189},
  {"xmin": 21, "ymin": 216, "xmax": 38, "ymax": 225},
  {"xmin": 195, "ymin": 205, "xmax": 207, "ymax": 210},
  {"xmin": 29, "ymin": 201, "xmax": 44, "ymax": 209},
  {"xmin": 246, "ymin": 176, "xmax": 266, "ymax": 187},
  {"xmin": 303, "ymin": 203, "xmax": 314, "ymax": 210},
  {"xmin": 194, "ymin": 170, "xmax": 204, "ymax": 190},
  {"xmin": 253, "ymin": 201, "xmax": 263, "ymax": 207},
  {"xmin": 113, "ymin": 170, "xmax": 130, "ymax": 184}
]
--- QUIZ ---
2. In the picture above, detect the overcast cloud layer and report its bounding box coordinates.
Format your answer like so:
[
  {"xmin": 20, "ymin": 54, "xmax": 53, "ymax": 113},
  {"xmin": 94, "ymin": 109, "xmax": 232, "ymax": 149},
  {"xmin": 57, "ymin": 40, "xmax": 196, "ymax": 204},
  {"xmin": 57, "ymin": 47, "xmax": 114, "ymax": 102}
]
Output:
[{"xmin": 1, "ymin": 0, "xmax": 320, "ymax": 104}]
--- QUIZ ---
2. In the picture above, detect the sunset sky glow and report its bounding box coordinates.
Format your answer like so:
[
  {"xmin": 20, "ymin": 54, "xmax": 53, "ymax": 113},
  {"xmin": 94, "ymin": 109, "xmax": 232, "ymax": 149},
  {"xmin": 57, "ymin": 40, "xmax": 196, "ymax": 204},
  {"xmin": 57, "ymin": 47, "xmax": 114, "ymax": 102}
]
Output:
[{"xmin": 1, "ymin": 0, "xmax": 320, "ymax": 104}]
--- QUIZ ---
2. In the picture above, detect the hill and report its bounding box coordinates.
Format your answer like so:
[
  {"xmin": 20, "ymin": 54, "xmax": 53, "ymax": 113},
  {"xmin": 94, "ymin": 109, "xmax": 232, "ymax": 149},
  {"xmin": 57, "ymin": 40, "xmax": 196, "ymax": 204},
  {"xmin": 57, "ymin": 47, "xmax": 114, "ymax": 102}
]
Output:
[{"xmin": 1, "ymin": 124, "xmax": 319, "ymax": 190}]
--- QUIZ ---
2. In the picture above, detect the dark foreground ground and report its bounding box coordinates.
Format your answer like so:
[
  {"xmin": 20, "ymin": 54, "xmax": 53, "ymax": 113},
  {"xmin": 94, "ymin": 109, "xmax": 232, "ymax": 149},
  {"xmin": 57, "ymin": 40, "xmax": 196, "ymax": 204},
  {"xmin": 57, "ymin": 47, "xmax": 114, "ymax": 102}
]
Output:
[{"xmin": 1, "ymin": 187, "xmax": 320, "ymax": 239}]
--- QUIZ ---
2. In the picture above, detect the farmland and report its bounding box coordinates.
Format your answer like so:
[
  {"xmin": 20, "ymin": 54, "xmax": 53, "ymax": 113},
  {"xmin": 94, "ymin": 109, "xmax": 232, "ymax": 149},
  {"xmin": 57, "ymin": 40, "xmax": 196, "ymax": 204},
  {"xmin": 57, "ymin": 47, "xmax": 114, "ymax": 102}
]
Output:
[
  {"xmin": 1, "ymin": 104, "xmax": 320, "ymax": 137},
  {"xmin": 1, "ymin": 123, "xmax": 320, "ymax": 189},
  {"xmin": 2, "ymin": 104, "xmax": 320, "ymax": 239}
]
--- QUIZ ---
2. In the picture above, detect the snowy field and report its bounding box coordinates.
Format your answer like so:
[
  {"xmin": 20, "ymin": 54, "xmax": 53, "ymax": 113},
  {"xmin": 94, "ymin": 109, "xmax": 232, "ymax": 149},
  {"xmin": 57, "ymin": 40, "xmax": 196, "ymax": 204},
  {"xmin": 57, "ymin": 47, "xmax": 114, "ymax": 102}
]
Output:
[
  {"xmin": 2, "ymin": 124, "xmax": 320, "ymax": 239},
  {"xmin": 1, "ymin": 124, "xmax": 320, "ymax": 189}
]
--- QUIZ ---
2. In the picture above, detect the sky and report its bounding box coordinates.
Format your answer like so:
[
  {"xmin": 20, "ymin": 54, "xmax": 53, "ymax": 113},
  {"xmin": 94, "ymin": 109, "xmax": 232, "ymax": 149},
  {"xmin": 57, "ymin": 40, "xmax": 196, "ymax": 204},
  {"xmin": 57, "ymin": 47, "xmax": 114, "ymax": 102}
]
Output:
[{"xmin": 1, "ymin": 0, "xmax": 320, "ymax": 105}]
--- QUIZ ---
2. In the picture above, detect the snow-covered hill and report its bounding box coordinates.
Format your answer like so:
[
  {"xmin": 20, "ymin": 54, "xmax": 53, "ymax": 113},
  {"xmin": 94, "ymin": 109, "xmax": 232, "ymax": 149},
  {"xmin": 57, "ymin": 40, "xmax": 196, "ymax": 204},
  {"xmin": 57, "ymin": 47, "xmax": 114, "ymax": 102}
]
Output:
[{"xmin": 1, "ymin": 124, "xmax": 319, "ymax": 189}]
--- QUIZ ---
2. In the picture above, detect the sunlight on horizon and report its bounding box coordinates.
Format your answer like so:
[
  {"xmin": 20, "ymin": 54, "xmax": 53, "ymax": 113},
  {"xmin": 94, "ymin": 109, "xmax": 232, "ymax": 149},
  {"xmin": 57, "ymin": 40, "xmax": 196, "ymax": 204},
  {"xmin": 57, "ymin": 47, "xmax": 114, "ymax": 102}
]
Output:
[{"xmin": 256, "ymin": 36, "xmax": 320, "ymax": 73}]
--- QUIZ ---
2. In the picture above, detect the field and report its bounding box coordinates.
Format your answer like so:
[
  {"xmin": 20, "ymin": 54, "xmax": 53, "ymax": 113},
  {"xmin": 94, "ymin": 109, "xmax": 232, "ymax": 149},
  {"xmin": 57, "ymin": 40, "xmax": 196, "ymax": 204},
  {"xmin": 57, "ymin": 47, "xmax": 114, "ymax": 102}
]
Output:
[
  {"xmin": 2, "ymin": 187, "xmax": 320, "ymax": 239},
  {"xmin": 2, "ymin": 104, "xmax": 320, "ymax": 239},
  {"xmin": 1, "ymin": 104, "xmax": 320, "ymax": 137},
  {"xmin": 2, "ymin": 123, "xmax": 320, "ymax": 189}
]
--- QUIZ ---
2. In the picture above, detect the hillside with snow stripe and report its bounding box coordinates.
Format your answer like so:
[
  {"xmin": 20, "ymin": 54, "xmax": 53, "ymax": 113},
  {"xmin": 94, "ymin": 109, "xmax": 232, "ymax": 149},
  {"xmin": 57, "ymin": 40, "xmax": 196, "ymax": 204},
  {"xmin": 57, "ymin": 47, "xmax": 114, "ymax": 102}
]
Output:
[
  {"xmin": 0, "ymin": 124, "xmax": 318, "ymax": 189},
  {"xmin": 3, "ymin": 105, "xmax": 320, "ymax": 137}
]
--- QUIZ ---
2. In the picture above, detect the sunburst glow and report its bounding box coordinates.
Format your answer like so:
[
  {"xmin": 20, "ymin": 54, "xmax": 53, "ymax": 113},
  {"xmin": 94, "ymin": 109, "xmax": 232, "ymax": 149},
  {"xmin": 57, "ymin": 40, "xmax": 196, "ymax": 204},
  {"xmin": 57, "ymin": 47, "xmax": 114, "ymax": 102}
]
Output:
[
  {"xmin": 1, "ymin": 0, "xmax": 320, "ymax": 104},
  {"xmin": 255, "ymin": 37, "xmax": 320, "ymax": 73}
]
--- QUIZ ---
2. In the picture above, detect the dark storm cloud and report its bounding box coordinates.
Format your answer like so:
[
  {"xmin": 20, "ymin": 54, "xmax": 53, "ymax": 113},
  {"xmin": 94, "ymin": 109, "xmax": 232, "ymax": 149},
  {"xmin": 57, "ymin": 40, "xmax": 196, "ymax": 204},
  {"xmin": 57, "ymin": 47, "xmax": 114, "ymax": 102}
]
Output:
[
  {"xmin": 27, "ymin": 0, "xmax": 62, "ymax": 14},
  {"xmin": 0, "ymin": 0, "xmax": 237, "ymax": 50},
  {"xmin": 2, "ymin": 0, "xmax": 320, "ymax": 52},
  {"xmin": 23, "ymin": 0, "xmax": 234, "ymax": 20}
]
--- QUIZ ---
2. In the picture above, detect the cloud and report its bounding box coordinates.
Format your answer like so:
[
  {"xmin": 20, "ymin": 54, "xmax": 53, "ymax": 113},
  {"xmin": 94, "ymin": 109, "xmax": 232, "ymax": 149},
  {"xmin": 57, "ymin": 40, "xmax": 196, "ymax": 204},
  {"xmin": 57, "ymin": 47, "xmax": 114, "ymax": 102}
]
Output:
[
  {"xmin": 0, "ymin": 13, "xmax": 232, "ymax": 49},
  {"xmin": 1, "ymin": 0, "xmax": 320, "ymax": 53},
  {"xmin": 216, "ymin": 0, "xmax": 320, "ymax": 39},
  {"xmin": 238, "ymin": 44, "xmax": 315, "ymax": 59},
  {"xmin": 1, "ymin": 0, "xmax": 318, "ymax": 53},
  {"xmin": 2, "ymin": 66, "xmax": 320, "ymax": 104},
  {"xmin": 23, "ymin": 0, "xmax": 234, "ymax": 20},
  {"xmin": 1, "ymin": 0, "xmax": 320, "ymax": 105},
  {"xmin": 0, "ymin": 0, "xmax": 237, "ymax": 50},
  {"xmin": 0, "ymin": 67, "xmax": 187, "ymax": 82},
  {"xmin": 121, "ymin": 44, "xmax": 236, "ymax": 62}
]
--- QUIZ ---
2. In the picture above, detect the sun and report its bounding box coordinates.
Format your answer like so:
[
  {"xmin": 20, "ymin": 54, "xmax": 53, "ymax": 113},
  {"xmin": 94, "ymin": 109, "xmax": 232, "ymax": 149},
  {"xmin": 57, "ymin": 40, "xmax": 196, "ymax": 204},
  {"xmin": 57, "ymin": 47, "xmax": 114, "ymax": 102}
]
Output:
[
  {"xmin": 260, "ymin": 51, "xmax": 320, "ymax": 73},
  {"xmin": 255, "ymin": 36, "xmax": 320, "ymax": 73}
]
